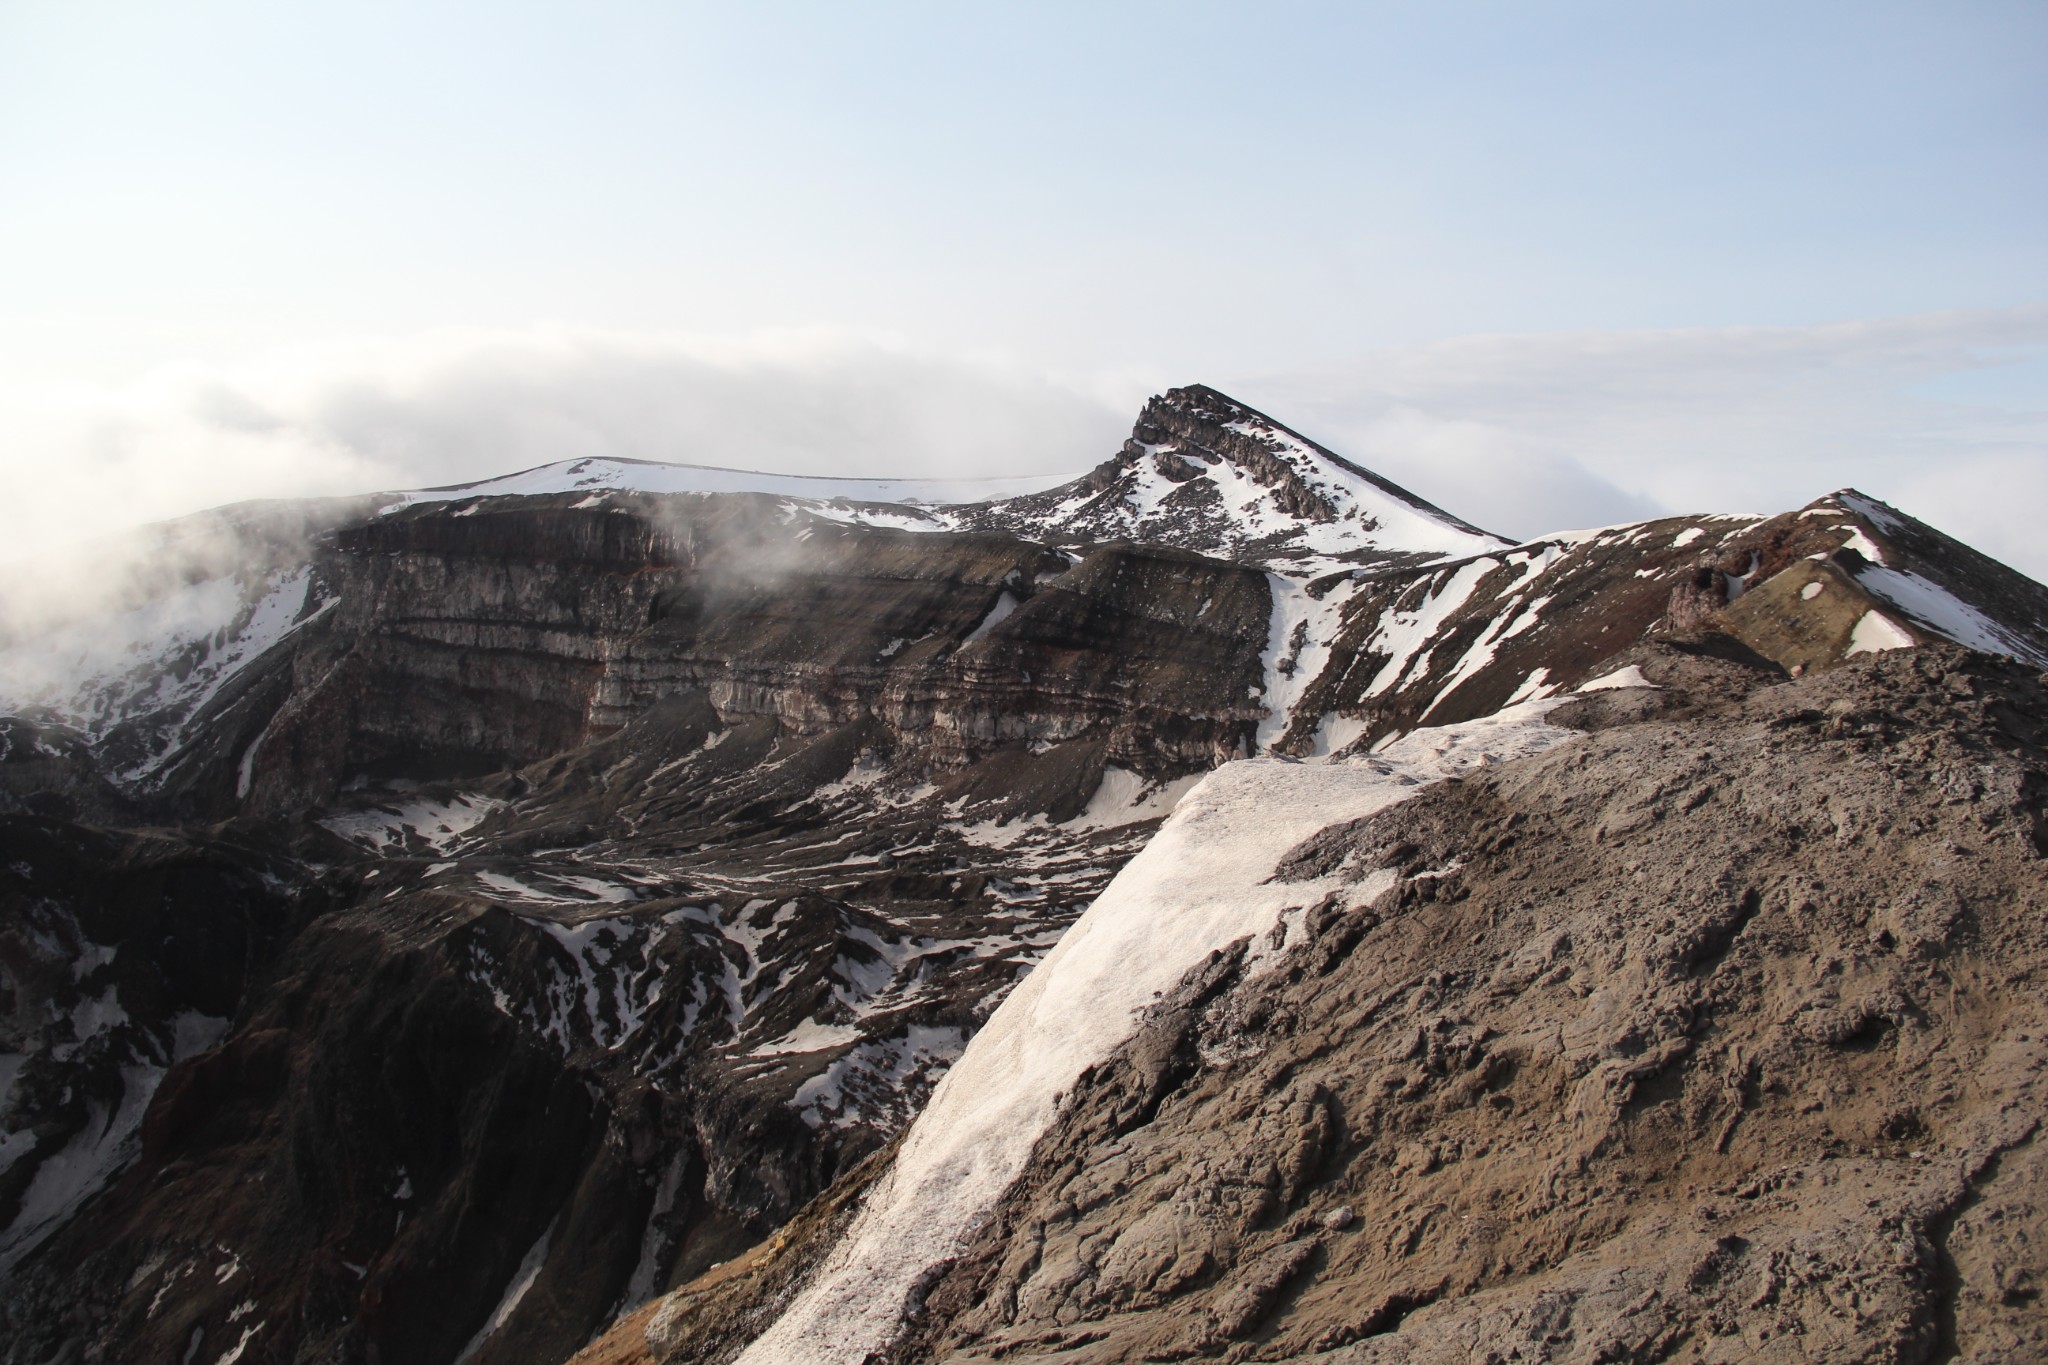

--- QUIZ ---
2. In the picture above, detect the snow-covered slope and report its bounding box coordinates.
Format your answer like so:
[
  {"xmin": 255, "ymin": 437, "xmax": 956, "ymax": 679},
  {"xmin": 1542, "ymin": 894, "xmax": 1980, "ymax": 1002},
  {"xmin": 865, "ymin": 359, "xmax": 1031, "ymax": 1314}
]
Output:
[
  {"xmin": 0, "ymin": 567, "xmax": 331, "ymax": 786},
  {"xmin": 392, "ymin": 456, "xmax": 1077, "ymax": 519},
  {"xmin": 1262, "ymin": 489, "xmax": 2048, "ymax": 759},
  {"xmin": 1819, "ymin": 490, "xmax": 2048, "ymax": 666},
  {"xmin": 735, "ymin": 698, "xmax": 1577, "ymax": 1365},
  {"xmin": 0, "ymin": 501, "xmax": 357, "ymax": 806}
]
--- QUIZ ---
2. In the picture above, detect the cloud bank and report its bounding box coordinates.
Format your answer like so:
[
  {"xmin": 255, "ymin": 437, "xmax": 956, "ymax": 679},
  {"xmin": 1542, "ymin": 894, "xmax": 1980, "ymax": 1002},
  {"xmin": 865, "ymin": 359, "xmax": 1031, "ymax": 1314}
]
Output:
[
  {"xmin": 3, "ymin": 308, "xmax": 2043, "ymax": 590},
  {"xmin": 1244, "ymin": 305, "xmax": 2048, "ymax": 576},
  {"xmin": 0, "ymin": 329, "xmax": 1132, "ymax": 565}
]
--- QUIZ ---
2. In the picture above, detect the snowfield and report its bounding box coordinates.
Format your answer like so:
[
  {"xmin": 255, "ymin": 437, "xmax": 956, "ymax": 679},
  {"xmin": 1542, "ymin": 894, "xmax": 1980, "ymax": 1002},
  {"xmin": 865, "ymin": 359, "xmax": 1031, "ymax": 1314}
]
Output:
[
  {"xmin": 735, "ymin": 698, "xmax": 1579, "ymax": 1365},
  {"xmin": 389, "ymin": 456, "xmax": 1079, "ymax": 511}
]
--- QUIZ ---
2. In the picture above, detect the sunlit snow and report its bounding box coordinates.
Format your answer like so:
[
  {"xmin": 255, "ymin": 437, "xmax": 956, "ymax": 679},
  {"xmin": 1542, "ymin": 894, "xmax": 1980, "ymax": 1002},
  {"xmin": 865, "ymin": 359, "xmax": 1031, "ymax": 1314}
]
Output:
[
  {"xmin": 1855, "ymin": 564, "xmax": 2044, "ymax": 664},
  {"xmin": 1846, "ymin": 609, "xmax": 1916, "ymax": 656},
  {"xmin": 1578, "ymin": 664, "xmax": 1657, "ymax": 691},
  {"xmin": 391, "ymin": 456, "xmax": 1076, "ymax": 512}
]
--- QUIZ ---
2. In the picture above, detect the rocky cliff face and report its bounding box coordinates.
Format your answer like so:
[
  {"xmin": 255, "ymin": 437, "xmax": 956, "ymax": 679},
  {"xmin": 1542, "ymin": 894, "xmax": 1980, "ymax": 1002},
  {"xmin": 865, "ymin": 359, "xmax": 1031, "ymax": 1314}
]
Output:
[
  {"xmin": 2, "ymin": 385, "xmax": 2045, "ymax": 1365},
  {"xmin": 0, "ymin": 500, "xmax": 1275, "ymax": 1364},
  {"xmin": 142, "ymin": 494, "xmax": 1277, "ymax": 820}
]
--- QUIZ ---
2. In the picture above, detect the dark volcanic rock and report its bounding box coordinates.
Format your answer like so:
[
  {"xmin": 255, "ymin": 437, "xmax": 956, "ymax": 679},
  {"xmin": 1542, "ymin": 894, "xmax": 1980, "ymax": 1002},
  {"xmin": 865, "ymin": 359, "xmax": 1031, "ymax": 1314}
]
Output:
[
  {"xmin": 0, "ymin": 818, "xmax": 329, "ymax": 1282},
  {"xmin": 229, "ymin": 497, "xmax": 1269, "ymax": 819}
]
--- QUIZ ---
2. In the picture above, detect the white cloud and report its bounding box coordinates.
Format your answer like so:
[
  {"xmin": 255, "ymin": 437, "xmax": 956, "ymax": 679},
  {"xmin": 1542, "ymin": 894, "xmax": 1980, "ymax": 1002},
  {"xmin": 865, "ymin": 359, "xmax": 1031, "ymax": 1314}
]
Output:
[
  {"xmin": 0, "ymin": 327, "xmax": 1131, "ymax": 565},
  {"xmin": 1242, "ymin": 304, "xmax": 2048, "ymax": 578},
  {"xmin": 3, "ymin": 308, "xmax": 2043, "ymax": 598}
]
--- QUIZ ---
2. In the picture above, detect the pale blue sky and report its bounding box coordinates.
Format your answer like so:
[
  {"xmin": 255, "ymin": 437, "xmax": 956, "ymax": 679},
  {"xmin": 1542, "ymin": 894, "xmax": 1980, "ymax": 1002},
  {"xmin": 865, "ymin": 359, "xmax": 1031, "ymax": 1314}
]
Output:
[{"xmin": 2, "ymin": 1, "xmax": 2045, "ymax": 572}]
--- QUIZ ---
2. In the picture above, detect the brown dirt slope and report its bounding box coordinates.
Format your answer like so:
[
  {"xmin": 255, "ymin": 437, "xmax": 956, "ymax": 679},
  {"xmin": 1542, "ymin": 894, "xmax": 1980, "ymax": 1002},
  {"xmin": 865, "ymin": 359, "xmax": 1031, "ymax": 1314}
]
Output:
[{"xmin": 885, "ymin": 642, "xmax": 2048, "ymax": 1363}]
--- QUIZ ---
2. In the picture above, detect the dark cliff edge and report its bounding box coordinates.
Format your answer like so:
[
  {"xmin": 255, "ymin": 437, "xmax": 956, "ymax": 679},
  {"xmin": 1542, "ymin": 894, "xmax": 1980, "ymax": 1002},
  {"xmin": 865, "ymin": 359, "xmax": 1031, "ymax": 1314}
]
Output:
[{"xmin": 206, "ymin": 495, "xmax": 1271, "ymax": 821}]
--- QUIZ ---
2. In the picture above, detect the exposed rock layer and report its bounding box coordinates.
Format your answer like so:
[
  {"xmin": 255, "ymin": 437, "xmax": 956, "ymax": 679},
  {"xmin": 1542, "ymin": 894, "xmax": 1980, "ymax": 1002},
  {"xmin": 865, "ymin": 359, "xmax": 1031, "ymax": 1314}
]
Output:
[{"xmin": 234, "ymin": 497, "xmax": 1269, "ymax": 818}]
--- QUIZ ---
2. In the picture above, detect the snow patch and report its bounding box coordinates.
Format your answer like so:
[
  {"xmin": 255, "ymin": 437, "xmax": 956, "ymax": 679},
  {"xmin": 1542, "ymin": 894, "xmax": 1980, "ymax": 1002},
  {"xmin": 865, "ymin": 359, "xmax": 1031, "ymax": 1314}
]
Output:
[
  {"xmin": 1311, "ymin": 712, "xmax": 1373, "ymax": 757},
  {"xmin": 962, "ymin": 591, "xmax": 1020, "ymax": 645},
  {"xmin": 1836, "ymin": 491, "xmax": 1907, "ymax": 536},
  {"xmin": 1837, "ymin": 526, "xmax": 1887, "ymax": 564},
  {"xmin": 0, "ymin": 1063, "xmax": 162, "ymax": 1273},
  {"xmin": 1358, "ymin": 560, "xmax": 1494, "ymax": 702},
  {"xmin": 1420, "ymin": 591, "xmax": 1552, "ymax": 722},
  {"xmin": 1578, "ymin": 665, "xmax": 1657, "ymax": 692},
  {"xmin": 1256, "ymin": 575, "xmax": 1356, "ymax": 750},
  {"xmin": 1071, "ymin": 767, "xmax": 1201, "ymax": 829},
  {"xmin": 319, "ymin": 793, "xmax": 501, "ymax": 855},
  {"xmin": 395, "ymin": 458, "xmax": 1075, "ymax": 514},
  {"xmin": 1846, "ymin": 610, "xmax": 1915, "ymax": 656},
  {"xmin": 790, "ymin": 1025, "xmax": 968, "ymax": 1132},
  {"xmin": 473, "ymin": 869, "xmax": 638, "ymax": 905},
  {"xmin": 751, "ymin": 1019, "xmax": 862, "ymax": 1057},
  {"xmin": 454, "ymin": 1218, "xmax": 555, "ymax": 1364},
  {"xmin": 214, "ymin": 1321, "xmax": 265, "ymax": 1365}
]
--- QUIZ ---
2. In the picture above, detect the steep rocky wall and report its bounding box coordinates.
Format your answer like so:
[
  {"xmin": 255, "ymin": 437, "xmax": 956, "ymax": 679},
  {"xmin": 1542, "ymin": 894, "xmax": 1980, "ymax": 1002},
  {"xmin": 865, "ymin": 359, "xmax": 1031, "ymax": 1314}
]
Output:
[{"xmin": 237, "ymin": 497, "xmax": 1271, "ymax": 818}]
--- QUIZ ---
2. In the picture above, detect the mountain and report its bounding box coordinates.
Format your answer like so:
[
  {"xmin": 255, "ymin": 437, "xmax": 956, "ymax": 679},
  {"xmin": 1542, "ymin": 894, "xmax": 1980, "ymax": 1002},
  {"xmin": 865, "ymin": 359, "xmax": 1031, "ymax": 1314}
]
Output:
[
  {"xmin": 958, "ymin": 385, "xmax": 1504, "ymax": 575},
  {"xmin": 1, "ymin": 386, "xmax": 2044, "ymax": 1364}
]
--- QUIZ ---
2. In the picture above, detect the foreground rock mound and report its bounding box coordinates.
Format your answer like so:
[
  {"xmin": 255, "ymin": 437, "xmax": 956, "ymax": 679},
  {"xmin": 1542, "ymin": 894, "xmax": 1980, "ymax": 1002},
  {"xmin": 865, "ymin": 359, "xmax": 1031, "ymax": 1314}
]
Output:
[{"xmin": 784, "ymin": 645, "xmax": 2048, "ymax": 1363}]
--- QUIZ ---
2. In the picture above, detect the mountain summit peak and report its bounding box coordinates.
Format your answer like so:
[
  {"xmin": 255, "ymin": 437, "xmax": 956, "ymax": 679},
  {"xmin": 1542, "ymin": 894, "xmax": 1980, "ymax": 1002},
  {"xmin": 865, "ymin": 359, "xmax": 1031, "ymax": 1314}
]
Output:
[{"xmin": 967, "ymin": 384, "xmax": 1506, "ymax": 575}]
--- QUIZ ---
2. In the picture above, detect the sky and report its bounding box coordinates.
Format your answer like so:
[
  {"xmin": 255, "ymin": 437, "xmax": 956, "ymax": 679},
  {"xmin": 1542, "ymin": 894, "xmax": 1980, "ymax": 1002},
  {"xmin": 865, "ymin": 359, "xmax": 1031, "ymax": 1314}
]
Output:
[{"xmin": 2, "ymin": 1, "xmax": 2045, "ymax": 576}]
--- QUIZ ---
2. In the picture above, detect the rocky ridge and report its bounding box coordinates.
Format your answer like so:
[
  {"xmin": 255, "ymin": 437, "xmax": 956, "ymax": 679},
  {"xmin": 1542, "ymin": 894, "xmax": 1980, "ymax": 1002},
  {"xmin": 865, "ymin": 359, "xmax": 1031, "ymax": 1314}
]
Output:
[{"xmin": 877, "ymin": 643, "xmax": 2048, "ymax": 1363}]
